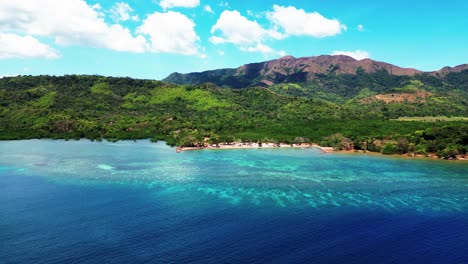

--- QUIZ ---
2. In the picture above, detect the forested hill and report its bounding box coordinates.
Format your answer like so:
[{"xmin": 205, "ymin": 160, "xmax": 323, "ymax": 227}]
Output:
[
  {"xmin": 164, "ymin": 55, "xmax": 468, "ymax": 103},
  {"xmin": 0, "ymin": 74, "xmax": 467, "ymax": 158}
]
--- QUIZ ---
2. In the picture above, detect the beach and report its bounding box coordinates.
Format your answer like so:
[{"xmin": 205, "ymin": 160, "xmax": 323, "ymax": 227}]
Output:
[
  {"xmin": 177, "ymin": 142, "xmax": 335, "ymax": 153},
  {"xmin": 177, "ymin": 142, "xmax": 468, "ymax": 161}
]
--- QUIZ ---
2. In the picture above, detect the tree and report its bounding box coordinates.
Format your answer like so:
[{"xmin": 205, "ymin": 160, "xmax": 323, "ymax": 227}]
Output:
[
  {"xmin": 396, "ymin": 137, "xmax": 410, "ymax": 154},
  {"xmin": 382, "ymin": 143, "xmax": 397, "ymax": 155}
]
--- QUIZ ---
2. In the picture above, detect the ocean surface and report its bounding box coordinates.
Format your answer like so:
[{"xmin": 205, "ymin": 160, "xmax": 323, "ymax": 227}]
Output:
[{"xmin": 1, "ymin": 140, "xmax": 468, "ymax": 263}]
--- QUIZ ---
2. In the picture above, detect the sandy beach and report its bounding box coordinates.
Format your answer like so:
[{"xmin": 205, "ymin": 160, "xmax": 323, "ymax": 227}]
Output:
[
  {"xmin": 176, "ymin": 142, "xmax": 467, "ymax": 161},
  {"xmin": 177, "ymin": 143, "xmax": 334, "ymax": 153}
]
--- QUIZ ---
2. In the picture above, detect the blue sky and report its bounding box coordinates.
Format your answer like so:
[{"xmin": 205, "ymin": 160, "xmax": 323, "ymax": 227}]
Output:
[{"xmin": 0, "ymin": 0, "xmax": 467, "ymax": 79}]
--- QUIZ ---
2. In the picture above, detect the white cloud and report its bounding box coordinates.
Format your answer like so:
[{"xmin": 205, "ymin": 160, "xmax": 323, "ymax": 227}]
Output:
[
  {"xmin": 246, "ymin": 10, "xmax": 263, "ymax": 19},
  {"xmin": 0, "ymin": 33, "xmax": 59, "ymax": 59},
  {"xmin": 240, "ymin": 44, "xmax": 285, "ymax": 57},
  {"xmin": 210, "ymin": 10, "xmax": 281, "ymax": 55},
  {"xmin": 209, "ymin": 36, "xmax": 225, "ymax": 45},
  {"xmin": 278, "ymin": 50, "xmax": 287, "ymax": 57},
  {"xmin": 241, "ymin": 44, "xmax": 285, "ymax": 58},
  {"xmin": 138, "ymin": 11, "xmax": 200, "ymax": 55},
  {"xmin": 1, "ymin": 74, "xmax": 18, "ymax": 78},
  {"xmin": 110, "ymin": 2, "xmax": 139, "ymax": 22},
  {"xmin": 0, "ymin": 0, "xmax": 148, "ymax": 53},
  {"xmin": 332, "ymin": 50, "xmax": 370, "ymax": 60},
  {"xmin": 210, "ymin": 6, "xmax": 346, "ymax": 56},
  {"xmin": 159, "ymin": 0, "xmax": 199, "ymax": 9},
  {"xmin": 204, "ymin": 5, "xmax": 214, "ymax": 13},
  {"xmin": 267, "ymin": 5, "xmax": 346, "ymax": 38},
  {"xmin": 357, "ymin": 24, "xmax": 364, "ymax": 31},
  {"xmin": 241, "ymin": 43, "xmax": 274, "ymax": 54},
  {"xmin": 211, "ymin": 11, "xmax": 266, "ymax": 46}
]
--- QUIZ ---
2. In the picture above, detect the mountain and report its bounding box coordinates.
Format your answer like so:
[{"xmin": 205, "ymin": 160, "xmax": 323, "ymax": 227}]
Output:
[
  {"xmin": 163, "ymin": 55, "xmax": 466, "ymax": 88},
  {"xmin": 433, "ymin": 64, "xmax": 468, "ymax": 76},
  {"xmin": 164, "ymin": 55, "xmax": 468, "ymax": 107}
]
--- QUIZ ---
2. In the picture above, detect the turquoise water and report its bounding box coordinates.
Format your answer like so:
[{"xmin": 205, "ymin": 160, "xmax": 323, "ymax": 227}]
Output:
[{"xmin": 1, "ymin": 140, "xmax": 468, "ymax": 263}]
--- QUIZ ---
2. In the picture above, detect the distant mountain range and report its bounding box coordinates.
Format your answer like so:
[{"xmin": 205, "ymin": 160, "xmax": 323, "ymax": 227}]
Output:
[{"xmin": 164, "ymin": 55, "xmax": 468, "ymax": 88}]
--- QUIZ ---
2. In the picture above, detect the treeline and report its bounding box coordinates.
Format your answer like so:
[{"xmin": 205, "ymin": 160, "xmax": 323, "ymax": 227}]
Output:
[
  {"xmin": 0, "ymin": 75, "xmax": 467, "ymax": 158},
  {"xmin": 320, "ymin": 125, "xmax": 467, "ymax": 159}
]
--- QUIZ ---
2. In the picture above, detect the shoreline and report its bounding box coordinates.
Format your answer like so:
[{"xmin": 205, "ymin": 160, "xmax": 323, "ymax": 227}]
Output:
[
  {"xmin": 177, "ymin": 142, "xmax": 467, "ymax": 161},
  {"xmin": 1, "ymin": 138, "xmax": 465, "ymax": 161},
  {"xmin": 334, "ymin": 149, "xmax": 468, "ymax": 162},
  {"xmin": 177, "ymin": 143, "xmax": 335, "ymax": 153}
]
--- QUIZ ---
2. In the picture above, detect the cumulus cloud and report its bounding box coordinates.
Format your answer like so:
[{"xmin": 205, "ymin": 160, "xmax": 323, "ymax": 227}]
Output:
[
  {"xmin": 267, "ymin": 5, "xmax": 346, "ymax": 38},
  {"xmin": 210, "ymin": 11, "xmax": 267, "ymax": 45},
  {"xmin": 210, "ymin": 10, "xmax": 281, "ymax": 55},
  {"xmin": 357, "ymin": 24, "xmax": 364, "ymax": 31},
  {"xmin": 110, "ymin": 2, "xmax": 139, "ymax": 22},
  {"xmin": 0, "ymin": 0, "xmax": 148, "ymax": 53},
  {"xmin": 332, "ymin": 50, "xmax": 370, "ymax": 60},
  {"xmin": 138, "ymin": 11, "xmax": 200, "ymax": 55},
  {"xmin": 210, "ymin": 6, "xmax": 347, "ymax": 56},
  {"xmin": 159, "ymin": 0, "xmax": 199, "ymax": 9},
  {"xmin": 0, "ymin": 33, "xmax": 59, "ymax": 59}
]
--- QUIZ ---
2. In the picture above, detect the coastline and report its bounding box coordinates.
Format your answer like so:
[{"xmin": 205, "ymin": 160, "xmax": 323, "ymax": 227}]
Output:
[
  {"xmin": 177, "ymin": 143, "xmax": 335, "ymax": 153},
  {"xmin": 176, "ymin": 142, "xmax": 467, "ymax": 161},
  {"xmin": 1, "ymin": 138, "xmax": 465, "ymax": 161},
  {"xmin": 334, "ymin": 149, "xmax": 468, "ymax": 162}
]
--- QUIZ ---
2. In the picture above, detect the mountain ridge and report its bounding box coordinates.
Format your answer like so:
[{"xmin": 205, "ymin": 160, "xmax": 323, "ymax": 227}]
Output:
[{"xmin": 164, "ymin": 55, "xmax": 468, "ymax": 88}]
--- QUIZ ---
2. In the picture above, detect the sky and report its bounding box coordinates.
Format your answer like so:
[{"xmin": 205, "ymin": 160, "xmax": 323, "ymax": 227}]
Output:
[{"xmin": 0, "ymin": 0, "xmax": 467, "ymax": 80}]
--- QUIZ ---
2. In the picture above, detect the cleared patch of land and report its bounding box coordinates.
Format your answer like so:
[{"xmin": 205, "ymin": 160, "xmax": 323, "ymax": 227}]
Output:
[
  {"xmin": 391, "ymin": 116, "xmax": 468, "ymax": 122},
  {"xmin": 360, "ymin": 91, "xmax": 433, "ymax": 104}
]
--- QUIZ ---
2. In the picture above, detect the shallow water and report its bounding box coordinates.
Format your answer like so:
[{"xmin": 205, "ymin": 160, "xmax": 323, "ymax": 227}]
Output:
[{"xmin": 1, "ymin": 140, "xmax": 468, "ymax": 263}]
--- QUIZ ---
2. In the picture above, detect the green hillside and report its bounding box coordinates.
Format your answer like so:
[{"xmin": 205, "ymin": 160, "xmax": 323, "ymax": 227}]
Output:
[{"xmin": 0, "ymin": 75, "xmax": 467, "ymax": 158}]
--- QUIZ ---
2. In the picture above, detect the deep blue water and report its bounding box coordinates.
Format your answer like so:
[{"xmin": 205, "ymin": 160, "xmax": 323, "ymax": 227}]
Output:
[{"xmin": 1, "ymin": 140, "xmax": 468, "ymax": 263}]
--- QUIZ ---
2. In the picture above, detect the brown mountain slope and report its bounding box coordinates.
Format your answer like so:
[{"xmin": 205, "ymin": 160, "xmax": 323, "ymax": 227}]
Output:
[
  {"xmin": 236, "ymin": 55, "xmax": 421, "ymax": 78},
  {"xmin": 163, "ymin": 55, "xmax": 466, "ymax": 88},
  {"xmin": 433, "ymin": 64, "xmax": 468, "ymax": 76}
]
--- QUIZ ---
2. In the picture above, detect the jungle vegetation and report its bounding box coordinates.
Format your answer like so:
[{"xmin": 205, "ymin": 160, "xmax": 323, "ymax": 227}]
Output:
[{"xmin": 0, "ymin": 73, "xmax": 467, "ymax": 158}]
